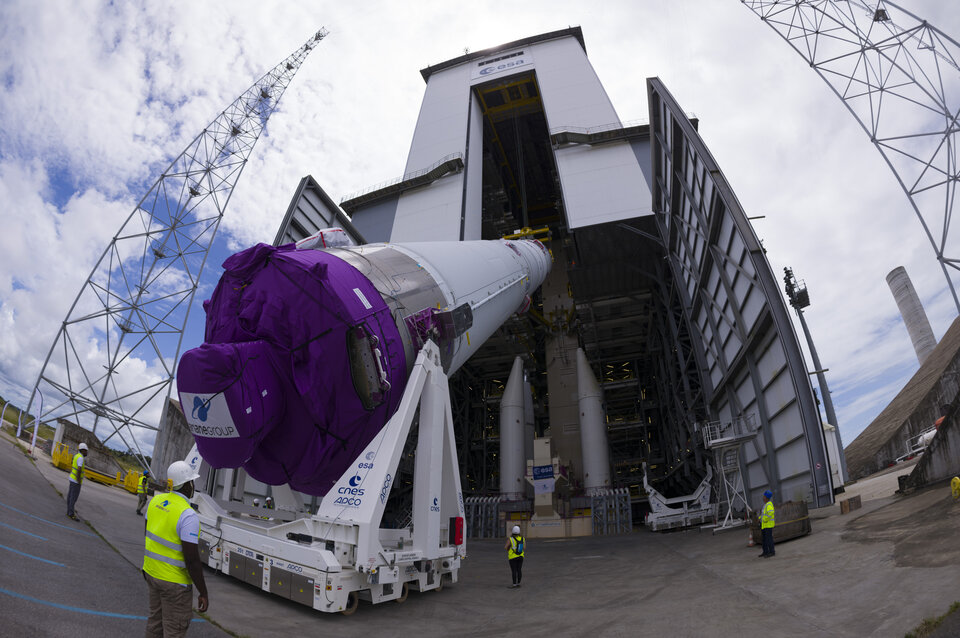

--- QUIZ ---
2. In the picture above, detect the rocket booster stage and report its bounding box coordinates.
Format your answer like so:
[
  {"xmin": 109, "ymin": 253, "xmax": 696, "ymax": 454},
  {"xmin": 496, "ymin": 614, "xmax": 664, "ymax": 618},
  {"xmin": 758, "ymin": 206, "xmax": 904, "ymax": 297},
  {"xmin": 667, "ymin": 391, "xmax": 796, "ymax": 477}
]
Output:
[{"xmin": 177, "ymin": 238, "xmax": 550, "ymax": 496}]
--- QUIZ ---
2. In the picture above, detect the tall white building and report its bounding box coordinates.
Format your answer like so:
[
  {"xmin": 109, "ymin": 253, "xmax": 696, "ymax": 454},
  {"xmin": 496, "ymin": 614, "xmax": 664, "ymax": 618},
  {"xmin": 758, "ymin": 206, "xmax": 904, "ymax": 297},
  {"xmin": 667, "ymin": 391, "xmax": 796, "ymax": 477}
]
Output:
[{"xmin": 281, "ymin": 28, "xmax": 835, "ymax": 512}]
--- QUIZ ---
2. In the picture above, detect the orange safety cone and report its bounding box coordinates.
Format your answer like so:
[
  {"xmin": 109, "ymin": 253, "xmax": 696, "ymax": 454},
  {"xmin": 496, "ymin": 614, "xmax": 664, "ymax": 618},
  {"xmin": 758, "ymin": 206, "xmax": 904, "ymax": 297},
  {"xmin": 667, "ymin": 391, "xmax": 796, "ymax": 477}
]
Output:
[{"xmin": 747, "ymin": 530, "xmax": 755, "ymax": 547}]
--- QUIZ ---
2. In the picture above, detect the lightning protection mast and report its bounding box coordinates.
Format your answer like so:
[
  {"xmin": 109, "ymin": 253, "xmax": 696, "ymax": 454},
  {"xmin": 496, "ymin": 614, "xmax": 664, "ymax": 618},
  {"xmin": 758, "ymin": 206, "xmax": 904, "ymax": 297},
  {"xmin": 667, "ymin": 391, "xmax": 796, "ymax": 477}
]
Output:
[
  {"xmin": 741, "ymin": 0, "xmax": 960, "ymax": 315},
  {"xmin": 21, "ymin": 28, "xmax": 329, "ymax": 467}
]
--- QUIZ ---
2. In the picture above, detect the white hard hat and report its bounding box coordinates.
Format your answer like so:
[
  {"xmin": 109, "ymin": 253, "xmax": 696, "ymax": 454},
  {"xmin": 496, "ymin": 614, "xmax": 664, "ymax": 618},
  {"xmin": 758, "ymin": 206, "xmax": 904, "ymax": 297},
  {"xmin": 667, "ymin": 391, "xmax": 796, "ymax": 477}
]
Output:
[
  {"xmin": 265, "ymin": 496, "xmax": 273, "ymax": 502},
  {"xmin": 167, "ymin": 460, "xmax": 200, "ymax": 489},
  {"xmin": 253, "ymin": 498, "xmax": 261, "ymax": 506},
  {"xmin": 512, "ymin": 525, "xmax": 521, "ymax": 535},
  {"xmin": 78, "ymin": 442, "xmax": 88, "ymax": 451}
]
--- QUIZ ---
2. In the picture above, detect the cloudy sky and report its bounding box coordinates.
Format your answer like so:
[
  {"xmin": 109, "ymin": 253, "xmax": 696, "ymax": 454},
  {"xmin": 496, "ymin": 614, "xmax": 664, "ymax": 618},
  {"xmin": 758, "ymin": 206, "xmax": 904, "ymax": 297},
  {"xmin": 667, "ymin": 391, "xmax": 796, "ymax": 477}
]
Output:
[{"xmin": 1, "ymin": 0, "xmax": 957, "ymax": 458}]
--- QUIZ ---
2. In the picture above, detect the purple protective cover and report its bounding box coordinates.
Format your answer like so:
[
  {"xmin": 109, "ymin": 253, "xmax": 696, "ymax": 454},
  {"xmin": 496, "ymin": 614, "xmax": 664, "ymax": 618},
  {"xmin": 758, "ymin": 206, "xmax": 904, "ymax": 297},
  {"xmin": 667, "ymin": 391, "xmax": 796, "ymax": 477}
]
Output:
[{"xmin": 177, "ymin": 243, "xmax": 407, "ymax": 496}]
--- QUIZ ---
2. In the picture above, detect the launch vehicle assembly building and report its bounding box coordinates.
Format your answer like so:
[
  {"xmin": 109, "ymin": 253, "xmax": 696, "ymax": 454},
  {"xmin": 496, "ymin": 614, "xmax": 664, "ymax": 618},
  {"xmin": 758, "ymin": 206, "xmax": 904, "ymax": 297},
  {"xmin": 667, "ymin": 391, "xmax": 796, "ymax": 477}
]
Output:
[{"xmin": 273, "ymin": 27, "xmax": 835, "ymax": 520}]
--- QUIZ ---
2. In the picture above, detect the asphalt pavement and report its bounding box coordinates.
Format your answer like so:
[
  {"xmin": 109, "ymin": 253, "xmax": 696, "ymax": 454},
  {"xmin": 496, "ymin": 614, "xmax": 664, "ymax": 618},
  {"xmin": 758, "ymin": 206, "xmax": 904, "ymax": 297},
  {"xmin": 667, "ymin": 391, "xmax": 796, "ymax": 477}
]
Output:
[{"xmin": 2, "ymin": 428, "xmax": 958, "ymax": 638}]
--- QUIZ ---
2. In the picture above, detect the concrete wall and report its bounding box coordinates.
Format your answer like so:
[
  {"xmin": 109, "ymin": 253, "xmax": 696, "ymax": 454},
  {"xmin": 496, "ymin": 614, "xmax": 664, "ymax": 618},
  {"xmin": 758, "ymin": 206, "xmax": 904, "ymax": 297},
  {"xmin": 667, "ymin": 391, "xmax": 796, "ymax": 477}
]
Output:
[
  {"xmin": 906, "ymin": 396, "xmax": 960, "ymax": 488},
  {"xmin": 868, "ymin": 358, "xmax": 960, "ymax": 474},
  {"xmin": 150, "ymin": 399, "xmax": 195, "ymax": 481},
  {"xmin": 53, "ymin": 418, "xmax": 123, "ymax": 476}
]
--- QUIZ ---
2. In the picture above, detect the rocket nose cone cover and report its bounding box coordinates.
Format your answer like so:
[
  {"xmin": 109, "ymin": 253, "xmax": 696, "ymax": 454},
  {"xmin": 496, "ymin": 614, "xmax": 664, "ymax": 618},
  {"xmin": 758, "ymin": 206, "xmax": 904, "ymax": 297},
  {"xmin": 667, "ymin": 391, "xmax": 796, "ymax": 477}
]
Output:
[
  {"xmin": 178, "ymin": 340, "xmax": 285, "ymax": 466},
  {"xmin": 177, "ymin": 242, "xmax": 407, "ymax": 496}
]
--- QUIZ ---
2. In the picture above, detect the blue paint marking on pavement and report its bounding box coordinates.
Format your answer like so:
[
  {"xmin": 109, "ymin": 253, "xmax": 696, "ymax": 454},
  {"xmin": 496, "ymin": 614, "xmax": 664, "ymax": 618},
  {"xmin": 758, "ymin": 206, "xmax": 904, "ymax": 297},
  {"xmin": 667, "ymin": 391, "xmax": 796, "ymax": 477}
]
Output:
[
  {"xmin": 0, "ymin": 500, "xmax": 96, "ymax": 536},
  {"xmin": 0, "ymin": 520, "xmax": 47, "ymax": 540},
  {"xmin": 0, "ymin": 542, "xmax": 65, "ymax": 566},
  {"xmin": 0, "ymin": 586, "xmax": 206, "ymax": 622}
]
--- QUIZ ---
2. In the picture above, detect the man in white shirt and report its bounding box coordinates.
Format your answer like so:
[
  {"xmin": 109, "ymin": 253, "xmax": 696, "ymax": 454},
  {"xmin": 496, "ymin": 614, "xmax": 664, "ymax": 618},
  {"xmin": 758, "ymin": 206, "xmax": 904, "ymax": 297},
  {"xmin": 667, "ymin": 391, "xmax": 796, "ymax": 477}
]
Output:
[{"xmin": 142, "ymin": 461, "xmax": 209, "ymax": 637}]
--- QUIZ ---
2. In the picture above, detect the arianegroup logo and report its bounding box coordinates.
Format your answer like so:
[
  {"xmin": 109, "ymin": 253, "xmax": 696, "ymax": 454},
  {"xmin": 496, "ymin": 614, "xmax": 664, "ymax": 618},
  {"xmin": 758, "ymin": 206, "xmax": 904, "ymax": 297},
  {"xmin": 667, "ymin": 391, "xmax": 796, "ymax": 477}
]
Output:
[{"xmin": 192, "ymin": 396, "xmax": 209, "ymax": 422}]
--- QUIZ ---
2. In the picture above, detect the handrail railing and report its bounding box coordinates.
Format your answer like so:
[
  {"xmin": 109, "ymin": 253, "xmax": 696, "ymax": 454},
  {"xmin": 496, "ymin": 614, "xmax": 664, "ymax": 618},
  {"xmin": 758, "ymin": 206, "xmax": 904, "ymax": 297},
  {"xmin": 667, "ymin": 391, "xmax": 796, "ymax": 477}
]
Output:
[{"xmin": 340, "ymin": 152, "xmax": 464, "ymax": 204}]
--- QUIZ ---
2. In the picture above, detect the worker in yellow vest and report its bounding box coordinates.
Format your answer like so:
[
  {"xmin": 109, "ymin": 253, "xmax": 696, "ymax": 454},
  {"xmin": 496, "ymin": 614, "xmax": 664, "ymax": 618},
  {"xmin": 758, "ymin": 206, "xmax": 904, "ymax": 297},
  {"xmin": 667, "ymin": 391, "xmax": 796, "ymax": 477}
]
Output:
[
  {"xmin": 759, "ymin": 489, "xmax": 776, "ymax": 558},
  {"xmin": 504, "ymin": 525, "xmax": 525, "ymax": 587},
  {"xmin": 66, "ymin": 442, "xmax": 88, "ymax": 521},
  {"xmin": 135, "ymin": 470, "xmax": 151, "ymax": 516},
  {"xmin": 142, "ymin": 461, "xmax": 209, "ymax": 637}
]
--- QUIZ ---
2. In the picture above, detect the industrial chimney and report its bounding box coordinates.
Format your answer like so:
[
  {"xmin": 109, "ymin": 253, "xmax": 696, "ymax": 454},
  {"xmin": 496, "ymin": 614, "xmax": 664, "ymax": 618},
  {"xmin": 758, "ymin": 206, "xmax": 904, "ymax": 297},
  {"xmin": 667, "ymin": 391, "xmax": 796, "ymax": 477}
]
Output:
[{"xmin": 886, "ymin": 266, "xmax": 937, "ymax": 365}]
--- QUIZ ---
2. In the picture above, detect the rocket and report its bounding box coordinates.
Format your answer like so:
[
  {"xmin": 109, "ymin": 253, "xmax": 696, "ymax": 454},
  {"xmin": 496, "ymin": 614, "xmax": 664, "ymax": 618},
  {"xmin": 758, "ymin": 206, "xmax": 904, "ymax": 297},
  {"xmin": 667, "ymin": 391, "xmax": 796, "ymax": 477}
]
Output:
[{"xmin": 177, "ymin": 238, "xmax": 550, "ymax": 496}]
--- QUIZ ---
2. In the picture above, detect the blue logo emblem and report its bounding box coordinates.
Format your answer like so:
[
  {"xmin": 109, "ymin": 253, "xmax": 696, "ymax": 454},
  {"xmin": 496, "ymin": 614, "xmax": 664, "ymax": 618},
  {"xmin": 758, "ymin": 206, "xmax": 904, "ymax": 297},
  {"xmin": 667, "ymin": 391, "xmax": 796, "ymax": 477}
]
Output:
[
  {"xmin": 365, "ymin": 451, "xmax": 376, "ymax": 461},
  {"xmin": 192, "ymin": 396, "xmax": 209, "ymax": 422},
  {"xmin": 349, "ymin": 474, "xmax": 363, "ymax": 487},
  {"xmin": 162, "ymin": 500, "xmax": 169, "ymax": 507},
  {"xmin": 433, "ymin": 497, "xmax": 438, "ymax": 507}
]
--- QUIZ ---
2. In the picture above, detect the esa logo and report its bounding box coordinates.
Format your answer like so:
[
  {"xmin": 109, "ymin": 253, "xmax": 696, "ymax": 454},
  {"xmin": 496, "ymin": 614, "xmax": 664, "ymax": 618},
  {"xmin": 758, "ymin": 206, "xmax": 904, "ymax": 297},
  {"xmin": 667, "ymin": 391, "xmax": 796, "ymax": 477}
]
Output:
[
  {"xmin": 479, "ymin": 59, "xmax": 525, "ymax": 76},
  {"xmin": 430, "ymin": 496, "xmax": 440, "ymax": 513}
]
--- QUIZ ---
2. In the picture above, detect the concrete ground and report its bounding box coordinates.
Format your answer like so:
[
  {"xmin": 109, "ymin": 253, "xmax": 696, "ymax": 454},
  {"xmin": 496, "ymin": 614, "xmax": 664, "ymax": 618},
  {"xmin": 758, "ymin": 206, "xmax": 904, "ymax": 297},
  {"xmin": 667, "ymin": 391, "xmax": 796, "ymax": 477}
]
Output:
[{"xmin": 1, "ymin": 430, "xmax": 956, "ymax": 638}]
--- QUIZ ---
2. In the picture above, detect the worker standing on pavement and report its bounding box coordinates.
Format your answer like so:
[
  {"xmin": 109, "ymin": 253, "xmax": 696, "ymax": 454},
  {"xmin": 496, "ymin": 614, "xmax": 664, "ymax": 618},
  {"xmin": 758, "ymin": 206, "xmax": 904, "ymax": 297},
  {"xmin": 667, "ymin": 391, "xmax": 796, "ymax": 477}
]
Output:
[
  {"xmin": 504, "ymin": 524, "xmax": 525, "ymax": 587},
  {"xmin": 759, "ymin": 490, "xmax": 776, "ymax": 558},
  {"xmin": 66, "ymin": 442, "xmax": 88, "ymax": 521},
  {"xmin": 143, "ymin": 461, "xmax": 209, "ymax": 637},
  {"xmin": 136, "ymin": 470, "xmax": 151, "ymax": 516}
]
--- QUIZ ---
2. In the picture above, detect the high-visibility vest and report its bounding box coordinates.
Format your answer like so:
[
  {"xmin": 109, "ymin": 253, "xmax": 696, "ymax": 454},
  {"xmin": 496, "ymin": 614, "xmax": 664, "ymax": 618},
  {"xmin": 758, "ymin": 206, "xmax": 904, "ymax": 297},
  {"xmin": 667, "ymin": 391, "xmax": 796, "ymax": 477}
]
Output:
[
  {"xmin": 761, "ymin": 500, "xmax": 775, "ymax": 529},
  {"xmin": 138, "ymin": 475, "xmax": 149, "ymax": 495},
  {"xmin": 142, "ymin": 492, "xmax": 196, "ymax": 585},
  {"xmin": 69, "ymin": 453, "xmax": 84, "ymax": 483},
  {"xmin": 508, "ymin": 535, "xmax": 525, "ymax": 559}
]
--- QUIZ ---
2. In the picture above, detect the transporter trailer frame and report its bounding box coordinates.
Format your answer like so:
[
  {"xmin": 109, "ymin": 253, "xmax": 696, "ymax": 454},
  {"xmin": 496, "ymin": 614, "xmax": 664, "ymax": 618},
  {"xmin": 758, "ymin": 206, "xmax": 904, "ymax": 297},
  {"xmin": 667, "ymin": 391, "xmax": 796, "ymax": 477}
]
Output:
[{"xmin": 190, "ymin": 341, "xmax": 466, "ymax": 614}]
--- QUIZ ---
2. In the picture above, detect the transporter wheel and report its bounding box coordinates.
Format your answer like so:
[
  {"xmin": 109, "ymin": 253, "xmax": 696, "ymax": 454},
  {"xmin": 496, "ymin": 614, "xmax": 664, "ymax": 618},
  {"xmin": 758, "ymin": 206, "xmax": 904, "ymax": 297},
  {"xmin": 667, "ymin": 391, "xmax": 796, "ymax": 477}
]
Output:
[
  {"xmin": 395, "ymin": 582, "xmax": 410, "ymax": 603},
  {"xmin": 341, "ymin": 591, "xmax": 359, "ymax": 616}
]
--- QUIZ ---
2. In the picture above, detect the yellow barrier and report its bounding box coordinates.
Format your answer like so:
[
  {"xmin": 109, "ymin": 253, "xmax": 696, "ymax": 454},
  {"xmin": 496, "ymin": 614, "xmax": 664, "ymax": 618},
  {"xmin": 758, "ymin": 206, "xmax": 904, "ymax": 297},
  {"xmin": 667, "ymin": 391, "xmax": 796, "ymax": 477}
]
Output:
[
  {"xmin": 123, "ymin": 471, "xmax": 142, "ymax": 495},
  {"xmin": 85, "ymin": 466, "xmax": 121, "ymax": 487},
  {"xmin": 51, "ymin": 442, "xmax": 120, "ymax": 486},
  {"xmin": 51, "ymin": 442, "xmax": 73, "ymax": 472}
]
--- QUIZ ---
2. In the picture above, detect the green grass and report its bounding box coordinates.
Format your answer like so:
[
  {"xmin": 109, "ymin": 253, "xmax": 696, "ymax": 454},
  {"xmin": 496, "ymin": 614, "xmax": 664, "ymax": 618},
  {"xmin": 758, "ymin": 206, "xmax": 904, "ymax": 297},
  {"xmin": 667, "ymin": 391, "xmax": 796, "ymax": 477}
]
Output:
[{"xmin": 906, "ymin": 601, "xmax": 960, "ymax": 638}]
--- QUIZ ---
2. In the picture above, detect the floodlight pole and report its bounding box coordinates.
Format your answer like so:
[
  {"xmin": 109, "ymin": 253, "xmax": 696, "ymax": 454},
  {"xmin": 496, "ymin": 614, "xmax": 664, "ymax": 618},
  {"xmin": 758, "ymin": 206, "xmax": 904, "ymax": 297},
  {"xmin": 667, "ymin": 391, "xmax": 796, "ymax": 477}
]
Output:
[{"xmin": 784, "ymin": 267, "xmax": 848, "ymax": 483}]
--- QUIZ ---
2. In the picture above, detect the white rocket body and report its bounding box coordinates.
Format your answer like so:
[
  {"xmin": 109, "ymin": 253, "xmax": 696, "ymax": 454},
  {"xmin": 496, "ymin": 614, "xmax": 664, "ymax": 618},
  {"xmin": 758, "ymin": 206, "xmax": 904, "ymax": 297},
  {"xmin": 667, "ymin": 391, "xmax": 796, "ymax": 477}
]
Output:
[
  {"xmin": 332, "ymin": 238, "xmax": 551, "ymax": 376},
  {"xmin": 577, "ymin": 348, "xmax": 611, "ymax": 494},
  {"xmin": 500, "ymin": 356, "xmax": 527, "ymax": 500}
]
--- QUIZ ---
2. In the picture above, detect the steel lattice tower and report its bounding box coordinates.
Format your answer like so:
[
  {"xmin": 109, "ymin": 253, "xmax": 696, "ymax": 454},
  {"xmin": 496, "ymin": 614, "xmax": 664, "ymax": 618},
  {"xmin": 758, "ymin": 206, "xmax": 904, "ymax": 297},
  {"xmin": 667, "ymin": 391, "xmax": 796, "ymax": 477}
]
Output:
[
  {"xmin": 741, "ymin": 0, "xmax": 960, "ymax": 314},
  {"xmin": 22, "ymin": 28, "xmax": 328, "ymax": 466}
]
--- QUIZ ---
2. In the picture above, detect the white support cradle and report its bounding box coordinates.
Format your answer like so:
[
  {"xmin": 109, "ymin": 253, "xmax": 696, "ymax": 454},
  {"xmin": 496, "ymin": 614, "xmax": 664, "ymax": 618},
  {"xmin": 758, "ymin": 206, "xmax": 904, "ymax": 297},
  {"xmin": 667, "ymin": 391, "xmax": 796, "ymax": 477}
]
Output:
[{"xmin": 188, "ymin": 341, "xmax": 466, "ymax": 614}]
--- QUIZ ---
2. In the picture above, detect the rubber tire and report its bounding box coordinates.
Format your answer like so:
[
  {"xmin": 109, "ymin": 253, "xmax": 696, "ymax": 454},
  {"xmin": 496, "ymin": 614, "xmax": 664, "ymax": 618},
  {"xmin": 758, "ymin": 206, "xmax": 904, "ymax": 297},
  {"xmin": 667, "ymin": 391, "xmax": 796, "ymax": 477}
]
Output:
[
  {"xmin": 434, "ymin": 574, "xmax": 444, "ymax": 592},
  {"xmin": 395, "ymin": 582, "xmax": 410, "ymax": 603},
  {"xmin": 341, "ymin": 591, "xmax": 359, "ymax": 616}
]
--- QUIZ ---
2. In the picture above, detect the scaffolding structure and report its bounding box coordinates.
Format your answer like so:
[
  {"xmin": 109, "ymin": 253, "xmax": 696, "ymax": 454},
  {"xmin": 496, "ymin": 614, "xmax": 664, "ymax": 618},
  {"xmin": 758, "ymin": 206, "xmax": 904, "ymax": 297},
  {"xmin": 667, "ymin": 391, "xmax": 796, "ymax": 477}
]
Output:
[
  {"xmin": 701, "ymin": 414, "xmax": 758, "ymax": 532},
  {"xmin": 742, "ymin": 0, "xmax": 960, "ymax": 313},
  {"xmin": 21, "ymin": 29, "xmax": 328, "ymax": 465}
]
